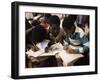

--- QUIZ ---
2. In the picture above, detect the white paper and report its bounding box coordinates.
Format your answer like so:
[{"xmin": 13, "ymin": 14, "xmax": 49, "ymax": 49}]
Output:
[
  {"xmin": 58, "ymin": 51, "xmax": 84, "ymax": 66},
  {"xmin": 36, "ymin": 40, "xmax": 50, "ymax": 50},
  {"xmin": 26, "ymin": 49, "xmax": 44, "ymax": 57},
  {"xmin": 26, "ymin": 43, "xmax": 84, "ymax": 66}
]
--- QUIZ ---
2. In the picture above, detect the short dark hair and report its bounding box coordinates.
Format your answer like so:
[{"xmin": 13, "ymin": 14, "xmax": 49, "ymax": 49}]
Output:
[
  {"xmin": 62, "ymin": 15, "xmax": 77, "ymax": 29},
  {"xmin": 32, "ymin": 25, "xmax": 47, "ymax": 43},
  {"xmin": 49, "ymin": 15, "xmax": 60, "ymax": 26}
]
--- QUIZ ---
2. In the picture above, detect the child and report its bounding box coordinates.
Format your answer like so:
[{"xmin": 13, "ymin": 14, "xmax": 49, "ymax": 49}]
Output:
[
  {"xmin": 62, "ymin": 15, "xmax": 90, "ymax": 65},
  {"xmin": 48, "ymin": 15, "xmax": 64, "ymax": 46},
  {"xmin": 26, "ymin": 25, "xmax": 57, "ymax": 68},
  {"xmin": 62, "ymin": 15, "xmax": 89, "ymax": 55},
  {"xmin": 45, "ymin": 15, "xmax": 64, "ymax": 66}
]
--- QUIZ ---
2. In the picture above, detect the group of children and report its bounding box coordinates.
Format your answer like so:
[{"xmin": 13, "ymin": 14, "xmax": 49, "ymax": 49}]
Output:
[{"xmin": 25, "ymin": 13, "xmax": 89, "ymax": 68}]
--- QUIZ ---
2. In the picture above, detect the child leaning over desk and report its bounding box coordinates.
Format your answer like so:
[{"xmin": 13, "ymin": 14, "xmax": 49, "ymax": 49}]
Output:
[
  {"xmin": 26, "ymin": 25, "xmax": 58, "ymax": 68},
  {"xmin": 47, "ymin": 15, "xmax": 64, "ymax": 46},
  {"xmin": 62, "ymin": 15, "xmax": 89, "ymax": 55}
]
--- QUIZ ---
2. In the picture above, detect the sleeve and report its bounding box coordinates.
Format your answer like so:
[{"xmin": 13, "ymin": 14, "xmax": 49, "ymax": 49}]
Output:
[{"xmin": 75, "ymin": 35, "xmax": 89, "ymax": 54}]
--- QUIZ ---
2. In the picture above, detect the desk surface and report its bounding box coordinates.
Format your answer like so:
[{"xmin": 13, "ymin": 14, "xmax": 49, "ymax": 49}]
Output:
[
  {"xmin": 26, "ymin": 49, "xmax": 84, "ymax": 66},
  {"xmin": 26, "ymin": 43, "xmax": 84, "ymax": 66}
]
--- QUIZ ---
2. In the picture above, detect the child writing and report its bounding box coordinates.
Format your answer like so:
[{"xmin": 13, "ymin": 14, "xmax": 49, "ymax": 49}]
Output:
[{"xmin": 62, "ymin": 15, "xmax": 89, "ymax": 55}]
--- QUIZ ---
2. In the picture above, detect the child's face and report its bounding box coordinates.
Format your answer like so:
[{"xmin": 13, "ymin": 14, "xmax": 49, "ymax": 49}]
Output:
[
  {"xmin": 63, "ymin": 28, "xmax": 72, "ymax": 36},
  {"xmin": 63, "ymin": 27, "xmax": 74, "ymax": 36}
]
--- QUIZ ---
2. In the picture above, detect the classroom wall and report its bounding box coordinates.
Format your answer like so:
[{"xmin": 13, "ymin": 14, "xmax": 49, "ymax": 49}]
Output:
[{"xmin": 0, "ymin": 0, "xmax": 99, "ymax": 81}]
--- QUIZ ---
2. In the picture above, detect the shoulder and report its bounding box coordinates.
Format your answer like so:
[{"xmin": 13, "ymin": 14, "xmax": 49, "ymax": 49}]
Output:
[{"xmin": 75, "ymin": 26, "xmax": 85, "ymax": 38}]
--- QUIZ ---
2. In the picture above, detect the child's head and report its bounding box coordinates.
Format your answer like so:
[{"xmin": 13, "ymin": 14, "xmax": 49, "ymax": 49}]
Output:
[
  {"xmin": 49, "ymin": 15, "xmax": 60, "ymax": 37},
  {"xmin": 32, "ymin": 25, "xmax": 47, "ymax": 43},
  {"xmin": 62, "ymin": 15, "xmax": 77, "ymax": 35}
]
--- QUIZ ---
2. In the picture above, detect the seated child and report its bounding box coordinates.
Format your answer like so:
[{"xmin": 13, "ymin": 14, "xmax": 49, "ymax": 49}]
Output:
[
  {"xmin": 62, "ymin": 15, "xmax": 89, "ymax": 55},
  {"xmin": 26, "ymin": 25, "xmax": 57, "ymax": 68},
  {"xmin": 48, "ymin": 15, "xmax": 64, "ymax": 46},
  {"xmin": 62, "ymin": 15, "xmax": 90, "ymax": 65}
]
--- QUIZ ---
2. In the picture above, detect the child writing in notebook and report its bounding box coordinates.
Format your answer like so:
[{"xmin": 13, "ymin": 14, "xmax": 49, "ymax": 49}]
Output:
[
  {"xmin": 26, "ymin": 25, "xmax": 58, "ymax": 68},
  {"xmin": 62, "ymin": 15, "xmax": 89, "ymax": 55}
]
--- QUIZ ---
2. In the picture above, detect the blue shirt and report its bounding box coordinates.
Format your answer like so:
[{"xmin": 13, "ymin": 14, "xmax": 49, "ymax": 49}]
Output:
[{"xmin": 64, "ymin": 26, "xmax": 89, "ymax": 54}]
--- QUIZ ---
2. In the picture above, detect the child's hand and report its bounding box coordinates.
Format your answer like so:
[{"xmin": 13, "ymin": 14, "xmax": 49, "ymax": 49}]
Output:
[
  {"xmin": 31, "ymin": 46, "xmax": 40, "ymax": 52},
  {"xmin": 63, "ymin": 46, "xmax": 75, "ymax": 54},
  {"xmin": 45, "ymin": 47, "xmax": 50, "ymax": 53},
  {"xmin": 67, "ymin": 47, "xmax": 76, "ymax": 54},
  {"xmin": 63, "ymin": 45, "xmax": 69, "ymax": 50}
]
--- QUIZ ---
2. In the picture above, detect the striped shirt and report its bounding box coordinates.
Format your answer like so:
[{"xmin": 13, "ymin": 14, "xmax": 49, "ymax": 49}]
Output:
[{"xmin": 64, "ymin": 26, "xmax": 89, "ymax": 54}]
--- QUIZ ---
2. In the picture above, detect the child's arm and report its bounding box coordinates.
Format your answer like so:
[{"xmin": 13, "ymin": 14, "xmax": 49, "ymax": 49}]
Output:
[
  {"xmin": 64, "ymin": 34, "xmax": 89, "ymax": 54},
  {"xmin": 75, "ymin": 35, "xmax": 89, "ymax": 54},
  {"xmin": 63, "ymin": 36, "xmax": 76, "ymax": 54},
  {"xmin": 64, "ymin": 46, "xmax": 76, "ymax": 54}
]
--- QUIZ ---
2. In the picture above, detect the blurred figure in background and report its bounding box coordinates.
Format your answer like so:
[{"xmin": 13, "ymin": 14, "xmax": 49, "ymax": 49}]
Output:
[{"xmin": 40, "ymin": 13, "xmax": 51, "ymax": 30}]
